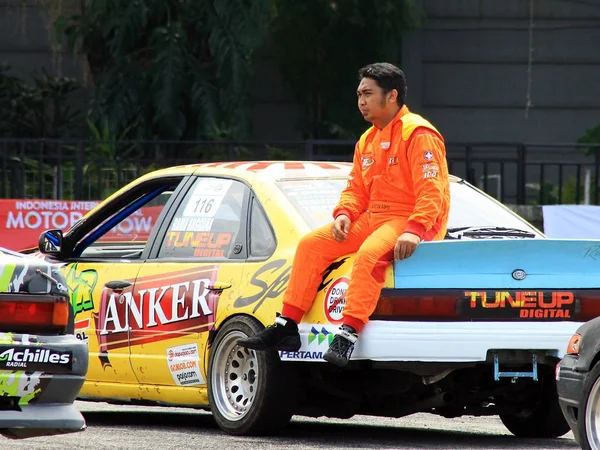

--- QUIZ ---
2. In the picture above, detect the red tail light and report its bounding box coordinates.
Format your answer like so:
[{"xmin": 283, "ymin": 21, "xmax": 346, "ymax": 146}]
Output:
[
  {"xmin": 372, "ymin": 294, "xmax": 460, "ymax": 320},
  {"xmin": 0, "ymin": 294, "xmax": 69, "ymax": 333},
  {"xmin": 574, "ymin": 294, "xmax": 600, "ymax": 322}
]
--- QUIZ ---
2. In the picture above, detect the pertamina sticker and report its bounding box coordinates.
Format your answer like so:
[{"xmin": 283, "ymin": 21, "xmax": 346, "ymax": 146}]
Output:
[
  {"xmin": 166, "ymin": 343, "xmax": 205, "ymax": 386},
  {"xmin": 324, "ymin": 277, "xmax": 349, "ymax": 324}
]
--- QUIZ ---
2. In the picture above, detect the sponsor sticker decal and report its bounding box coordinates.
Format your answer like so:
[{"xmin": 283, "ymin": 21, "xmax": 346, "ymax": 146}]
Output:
[
  {"xmin": 165, "ymin": 231, "xmax": 233, "ymax": 258},
  {"xmin": 166, "ymin": 343, "xmax": 204, "ymax": 386},
  {"xmin": 279, "ymin": 350, "xmax": 323, "ymax": 360},
  {"xmin": 182, "ymin": 179, "xmax": 233, "ymax": 218},
  {"xmin": 423, "ymin": 150, "xmax": 434, "ymax": 161},
  {"xmin": 324, "ymin": 277, "xmax": 349, "ymax": 324},
  {"xmin": 361, "ymin": 155, "xmax": 375, "ymax": 169},
  {"xmin": 94, "ymin": 267, "xmax": 219, "ymax": 368},
  {"xmin": 75, "ymin": 318, "xmax": 90, "ymax": 341},
  {"xmin": 0, "ymin": 347, "xmax": 72, "ymax": 370},
  {"xmin": 464, "ymin": 291, "xmax": 575, "ymax": 319},
  {"xmin": 308, "ymin": 326, "xmax": 334, "ymax": 346},
  {"xmin": 234, "ymin": 259, "xmax": 291, "ymax": 313}
]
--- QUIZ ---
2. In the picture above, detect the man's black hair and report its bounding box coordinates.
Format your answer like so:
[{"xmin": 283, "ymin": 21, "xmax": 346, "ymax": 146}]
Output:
[{"xmin": 358, "ymin": 62, "xmax": 407, "ymax": 105}]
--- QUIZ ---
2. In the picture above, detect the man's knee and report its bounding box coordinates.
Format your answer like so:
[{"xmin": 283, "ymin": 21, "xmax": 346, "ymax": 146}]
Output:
[
  {"xmin": 354, "ymin": 246, "xmax": 393, "ymax": 266},
  {"xmin": 298, "ymin": 229, "xmax": 320, "ymax": 251},
  {"xmin": 353, "ymin": 249, "xmax": 393, "ymax": 284},
  {"xmin": 298, "ymin": 226, "xmax": 335, "ymax": 250}
]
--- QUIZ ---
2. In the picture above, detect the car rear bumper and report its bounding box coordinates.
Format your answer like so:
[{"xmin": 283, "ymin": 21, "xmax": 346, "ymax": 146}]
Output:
[
  {"xmin": 279, "ymin": 320, "xmax": 582, "ymax": 362},
  {"xmin": 557, "ymin": 355, "xmax": 587, "ymax": 444},
  {"xmin": 0, "ymin": 333, "xmax": 88, "ymax": 438},
  {"xmin": 0, "ymin": 403, "xmax": 86, "ymax": 439}
]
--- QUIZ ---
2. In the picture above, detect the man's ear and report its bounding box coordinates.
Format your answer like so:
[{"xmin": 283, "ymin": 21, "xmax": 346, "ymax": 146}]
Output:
[{"xmin": 388, "ymin": 89, "xmax": 398, "ymax": 104}]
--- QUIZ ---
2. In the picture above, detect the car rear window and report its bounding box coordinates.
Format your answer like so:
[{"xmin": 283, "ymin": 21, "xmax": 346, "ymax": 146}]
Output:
[
  {"xmin": 276, "ymin": 179, "xmax": 541, "ymax": 236},
  {"xmin": 276, "ymin": 179, "xmax": 346, "ymax": 229}
]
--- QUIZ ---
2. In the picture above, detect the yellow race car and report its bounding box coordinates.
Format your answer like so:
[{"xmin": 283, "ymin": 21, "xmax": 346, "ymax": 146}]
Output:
[{"xmin": 33, "ymin": 161, "xmax": 585, "ymax": 438}]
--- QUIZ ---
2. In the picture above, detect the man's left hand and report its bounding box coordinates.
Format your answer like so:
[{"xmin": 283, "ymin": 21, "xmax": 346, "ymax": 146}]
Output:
[{"xmin": 394, "ymin": 232, "xmax": 421, "ymax": 261}]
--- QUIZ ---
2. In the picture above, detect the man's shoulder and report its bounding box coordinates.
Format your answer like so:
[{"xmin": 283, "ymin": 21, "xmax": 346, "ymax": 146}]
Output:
[
  {"xmin": 356, "ymin": 126, "xmax": 376, "ymax": 150},
  {"xmin": 400, "ymin": 112, "xmax": 443, "ymax": 142}
]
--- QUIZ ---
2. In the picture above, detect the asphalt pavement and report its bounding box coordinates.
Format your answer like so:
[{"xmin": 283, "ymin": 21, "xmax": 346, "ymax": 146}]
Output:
[{"xmin": 0, "ymin": 401, "xmax": 580, "ymax": 450}]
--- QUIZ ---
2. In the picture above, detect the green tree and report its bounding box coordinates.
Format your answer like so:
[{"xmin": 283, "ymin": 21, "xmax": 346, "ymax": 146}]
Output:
[
  {"xmin": 0, "ymin": 64, "xmax": 80, "ymax": 138},
  {"xmin": 267, "ymin": 0, "xmax": 419, "ymax": 140},
  {"xmin": 577, "ymin": 122, "xmax": 600, "ymax": 158},
  {"xmin": 54, "ymin": 0, "xmax": 272, "ymax": 156}
]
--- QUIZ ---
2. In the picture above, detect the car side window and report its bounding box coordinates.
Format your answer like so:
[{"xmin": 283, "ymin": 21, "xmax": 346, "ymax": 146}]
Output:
[
  {"xmin": 249, "ymin": 198, "xmax": 276, "ymax": 258},
  {"xmin": 74, "ymin": 180, "xmax": 183, "ymax": 259},
  {"xmin": 158, "ymin": 177, "xmax": 248, "ymax": 260}
]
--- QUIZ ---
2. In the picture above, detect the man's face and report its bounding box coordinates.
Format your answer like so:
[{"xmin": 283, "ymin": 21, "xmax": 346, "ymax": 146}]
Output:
[{"xmin": 356, "ymin": 77, "xmax": 397, "ymax": 124}]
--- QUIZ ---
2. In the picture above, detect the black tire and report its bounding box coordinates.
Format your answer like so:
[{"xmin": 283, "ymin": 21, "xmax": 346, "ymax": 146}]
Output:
[
  {"xmin": 500, "ymin": 372, "xmax": 571, "ymax": 438},
  {"xmin": 207, "ymin": 315, "xmax": 297, "ymax": 435},
  {"xmin": 576, "ymin": 361, "xmax": 600, "ymax": 450}
]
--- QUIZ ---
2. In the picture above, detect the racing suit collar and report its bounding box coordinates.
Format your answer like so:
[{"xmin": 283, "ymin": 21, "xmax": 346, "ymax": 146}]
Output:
[{"xmin": 373, "ymin": 105, "xmax": 410, "ymax": 150}]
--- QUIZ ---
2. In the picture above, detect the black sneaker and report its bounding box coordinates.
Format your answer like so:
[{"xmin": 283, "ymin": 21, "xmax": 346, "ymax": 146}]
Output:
[
  {"xmin": 237, "ymin": 314, "xmax": 301, "ymax": 351},
  {"xmin": 323, "ymin": 325, "xmax": 358, "ymax": 368}
]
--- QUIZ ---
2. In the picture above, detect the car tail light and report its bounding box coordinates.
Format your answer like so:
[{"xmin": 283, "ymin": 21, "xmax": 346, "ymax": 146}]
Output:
[
  {"xmin": 566, "ymin": 334, "xmax": 581, "ymax": 355},
  {"xmin": 574, "ymin": 294, "xmax": 600, "ymax": 322},
  {"xmin": 0, "ymin": 294, "xmax": 69, "ymax": 333},
  {"xmin": 372, "ymin": 293, "xmax": 460, "ymax": 320}
]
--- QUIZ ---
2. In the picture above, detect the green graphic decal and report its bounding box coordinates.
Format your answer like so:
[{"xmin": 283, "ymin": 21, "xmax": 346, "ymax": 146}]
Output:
[
  {"xmin": 66, "ymin": 263, "xmax": 98, "ymax": 315},
  {"xmin": 0, "ymin": 263, "xmax": 16, "ymax": 291},
  {"xmin": 308, "ymin": 327, "xmax": 333, "ymax": 346},
  {"xmin": 0, "ymin": 333, "xmax": 15, "ymax": 345},
  {"xmin": 0, "ymin": 370, "xmax": 42, "ymax": 405}
]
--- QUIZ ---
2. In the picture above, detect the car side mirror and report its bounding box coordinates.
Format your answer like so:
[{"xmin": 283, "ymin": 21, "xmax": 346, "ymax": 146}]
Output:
[{"xmin": 38, "ymin": 229, "xmax": 63, "ymax": 255}]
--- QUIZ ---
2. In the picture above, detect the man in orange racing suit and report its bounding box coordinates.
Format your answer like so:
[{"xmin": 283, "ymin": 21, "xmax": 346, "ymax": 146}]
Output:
[{"xmin": 238, "ymin": 62, "xmax": 450, "ymax": 367}]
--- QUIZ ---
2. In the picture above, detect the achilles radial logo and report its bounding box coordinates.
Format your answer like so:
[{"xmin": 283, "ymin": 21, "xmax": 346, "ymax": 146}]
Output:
[{"xmin": 0, "ymin": 347, "xmax": 71, "ymax": 370}]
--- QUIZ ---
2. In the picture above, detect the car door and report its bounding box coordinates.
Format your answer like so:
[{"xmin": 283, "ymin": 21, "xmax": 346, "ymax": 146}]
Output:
[
  {"xmin": 128, "ymin": 176, "xmax": 248, "ymax": 390},
  {"xmin": 56, "ymin": 175, "xmax": 190, "ymax": 388}
]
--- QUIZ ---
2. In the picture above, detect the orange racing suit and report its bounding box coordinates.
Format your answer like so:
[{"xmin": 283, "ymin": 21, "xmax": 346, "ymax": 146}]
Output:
[{"xmin": 281, "ymin": 105, "xmax": 451, "ymax": 332}]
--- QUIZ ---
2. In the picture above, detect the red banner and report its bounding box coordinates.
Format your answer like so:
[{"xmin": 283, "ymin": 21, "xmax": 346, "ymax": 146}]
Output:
[{"xmin": 0, "ymin": 199, "xmax": 164, "ymax": 251}]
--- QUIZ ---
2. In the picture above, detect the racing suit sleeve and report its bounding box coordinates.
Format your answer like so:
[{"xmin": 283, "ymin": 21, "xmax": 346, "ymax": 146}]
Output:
[
  {"xmin": 332, "ymin": 143, "xmax": 369, "ymax": 222},
  {"xmin": 404, "ymin": 129, "xmax": 449, "ymax": 239}
]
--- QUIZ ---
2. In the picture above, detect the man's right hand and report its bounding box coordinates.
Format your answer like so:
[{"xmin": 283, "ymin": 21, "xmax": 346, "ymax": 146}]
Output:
[{"xmin": 332, "ymin": 215, "xmax": 351, "ymax": 242}]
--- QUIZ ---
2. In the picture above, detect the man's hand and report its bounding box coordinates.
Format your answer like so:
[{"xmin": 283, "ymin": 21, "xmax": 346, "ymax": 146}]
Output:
[
  {"xmin": 332, "ymin": 215, "xmax": 351, "ymax": 242},
  {"xmin": 394, "ymin": 232, "xmax": 421, "ymax": 261}
]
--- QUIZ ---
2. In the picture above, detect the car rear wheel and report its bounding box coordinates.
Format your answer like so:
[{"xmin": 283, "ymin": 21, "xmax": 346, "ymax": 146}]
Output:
[
  {"xmin": 499, "ymin": 371, "xmax": 571, "ymax": 438},
  {"xmin": 578, "ymin": 361, "xmax": 600, "ymax": 450},
  {"xmin": 208, "ymin": 315, "xmax": 297, "ymax": 435}
]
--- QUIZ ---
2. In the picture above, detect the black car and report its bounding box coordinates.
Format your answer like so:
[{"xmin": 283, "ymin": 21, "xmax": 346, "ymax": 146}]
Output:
[
  {"xmin": 557, "ymin": 315, "xmax": 600, "ymax": 449},
  {"xmin": 0, "ymin": 248, "xmax": 88, "ymax": 439}
]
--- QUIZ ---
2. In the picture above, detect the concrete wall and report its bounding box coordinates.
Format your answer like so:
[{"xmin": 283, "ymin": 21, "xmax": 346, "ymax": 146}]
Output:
[
  {"xmin": 0, "ymin": 1, "xmax": 86, "ymax": 82},
  {"xmin": 402, "ymin": 0, "xmax": 600, "ymax": 144}
]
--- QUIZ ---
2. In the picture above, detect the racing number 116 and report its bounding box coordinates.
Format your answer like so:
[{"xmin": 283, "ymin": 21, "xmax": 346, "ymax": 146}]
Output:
[{"xmin": 194, "ymin": 198, "xmax": 214, "ymax": 214}]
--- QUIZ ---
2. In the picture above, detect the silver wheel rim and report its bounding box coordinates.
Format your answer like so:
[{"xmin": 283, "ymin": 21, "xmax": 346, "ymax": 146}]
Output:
[
  {"xmin": 586, "ymin": 375, "xmax": 600, "ymax": 449},
  {"xmin": 211, "ymin": 330, "xmax": 258, "ymax": 421}
]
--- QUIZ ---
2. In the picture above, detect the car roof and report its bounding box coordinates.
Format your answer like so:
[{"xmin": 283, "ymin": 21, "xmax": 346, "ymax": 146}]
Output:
[{"xmin": 154, "ymin": 161, "xmax": 463, "ymax": 183}]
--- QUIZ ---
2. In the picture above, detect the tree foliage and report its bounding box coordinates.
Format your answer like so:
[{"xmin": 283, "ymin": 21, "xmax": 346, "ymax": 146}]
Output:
[
  {"xmin": 0, "ymin": 64, "xmax": 80, "ymax": 138},
  {"xmin": 267, "ymin": 0, "xmax": 419, "ymax": 139},
  {"xmin": 54, "ymin": 0, "xmax": 272, "ymax": 146},
  {"xmin": 578, "ymin": 122, "xmax": 600, "ymax": 156}
]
